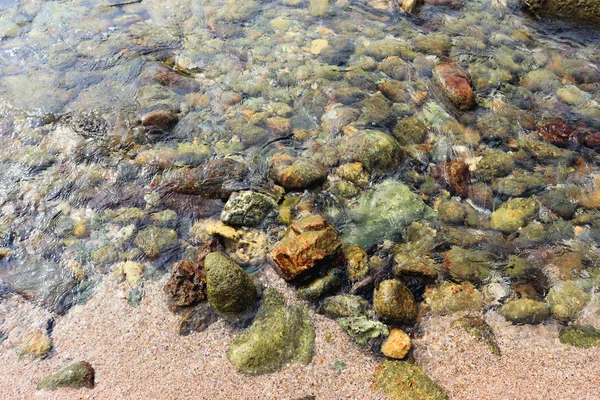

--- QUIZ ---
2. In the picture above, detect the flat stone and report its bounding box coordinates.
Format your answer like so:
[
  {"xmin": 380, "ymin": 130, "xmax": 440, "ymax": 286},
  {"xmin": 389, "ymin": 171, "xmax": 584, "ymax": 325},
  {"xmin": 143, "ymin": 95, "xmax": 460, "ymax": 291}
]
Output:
[{"xmin": 37, "ymin": 361, "xmax": 95, "ymax": 390}]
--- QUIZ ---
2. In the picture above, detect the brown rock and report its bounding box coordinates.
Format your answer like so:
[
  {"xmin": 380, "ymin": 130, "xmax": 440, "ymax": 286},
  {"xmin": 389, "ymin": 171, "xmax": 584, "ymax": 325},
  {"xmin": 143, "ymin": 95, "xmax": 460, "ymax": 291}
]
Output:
[
  {"xmin": 537, "ymin": 120, "xmax": 577, "ymax": 146},
  {"xmin": 266, "ymin": 117, "xmax": 292, "ymax": 136},
  {"xmin": 270, "ymin": 214, "xmax": 342, "ymax": 281},
  {"xmin": 373, "ymin": 279, "xmax": 418, "ymax": 325},
  {"xmin": 433, "ymin": 63, "xmax": 475, "ymax": 110},
  {"xmin": 270, "ymin": 153, "xmax": 328, "ymax": 189},
  {"xmin": 141, "ymin": 109, "xmax": 178, "ymax": 131},
  {"xmin": 164, "ymin": 239, "xmax": 222, "ymax": 310},
  {"xmin": 381, "ymin": 328, "xmax": 411, "ymax": 359},
  {"xmin": 432, "ymin": 160, "xmax": 470, "ymax": 198}
]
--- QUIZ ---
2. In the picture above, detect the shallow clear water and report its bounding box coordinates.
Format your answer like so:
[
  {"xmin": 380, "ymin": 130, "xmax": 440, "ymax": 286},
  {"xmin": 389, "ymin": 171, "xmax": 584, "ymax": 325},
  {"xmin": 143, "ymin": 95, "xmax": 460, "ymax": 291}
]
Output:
[{"xmin": 1, "ymin": 0, "xmax": 600, "ymax": 394}]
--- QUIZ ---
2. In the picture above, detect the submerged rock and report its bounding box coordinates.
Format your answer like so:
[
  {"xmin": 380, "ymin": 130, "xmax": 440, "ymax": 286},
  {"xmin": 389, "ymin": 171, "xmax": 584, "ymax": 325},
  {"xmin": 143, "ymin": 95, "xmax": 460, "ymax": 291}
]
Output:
[
  {"xmin": 490, "ymin": 197, "xmax": 539, "ymax": 234},
  {"xmin": 270, "ymin": 214, "xmax": 342, "ymax": 281},
  {"xmin": 433, "ymin": 63, "xmax": 475, "ymax": 110},
  {"xmin": 451, "ymin": 317, "xmax": 501, "ymax": 356},
  {"xmin": 37, "ymin": 361, "xmax": 95, "ymax": 390},
  {"xmin": 270, "ymin": 153, "xmax": 328, "ymax": 189},
  {"xmin": 374, "ymin": 359, "xmax": 449, "ymax": 400},
  {"xmin": 443, "ymin": 247, "xmax": 491, "ymax": 283},
  {"xmin": 521, "ymin": 0, "xmax": 600, "ymax": 24},
  {"xmin": 227, "ymin": 288, "xmax": 315, "ymax": 375},
  {"xmin": 559, "ymin": 325, "xmax": 600, "ymax": 348},
  {"xmin": 298, "ymin": 268, "xmax": 344, "ymax": 301},
  {"xmin": 344, "ymin": 180, "xmax": 435, "ymax": 248},
  {"xmin": 220, "ymin": 191, "xmax": 277, "ymax": 227},
  {"xmin": 337, "ymin": 316, "xmax": 390, "ymax": 345},
  {"xmin": 545, "ymin": 281, "xmax": 590, "ymax": 322},
  {"xmin": 320, "ymin": 294, "xmax": 373, "ymax": 319},
  {"xmin": 17, "ymin": 330, "xmax": 52, "ymax": 360},
  {"xmin": 424, "ymin": 282, "xmax": 483, "ymax": 315},
  {"xmin": 499, "ymin": 298, "xmax": 550, "ymax": 324},
  {"xmin": 338, "ymin": 130, "xmax": 402, "ymax": 174},
  {"xmin": 205, "ymin": 252, "xmax": 256, "ymax": 321},
  {"xmin": 178, "ymin": 303, "xmax": 219, "ymax": 336},
  {"xmin": 373, "ymin": 279, "xmax": 418, "ymax": 325},
  {"xmin": 134, "ymin": 226, "xmax": 178, "ymax": 259}
]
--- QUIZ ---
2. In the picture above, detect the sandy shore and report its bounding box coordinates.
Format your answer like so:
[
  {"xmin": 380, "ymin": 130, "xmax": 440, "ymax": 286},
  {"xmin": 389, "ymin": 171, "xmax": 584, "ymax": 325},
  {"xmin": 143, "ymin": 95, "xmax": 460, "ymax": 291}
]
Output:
[{"xmin": 1, "ymin": 267, "xmax": 599, "ymax": 400}]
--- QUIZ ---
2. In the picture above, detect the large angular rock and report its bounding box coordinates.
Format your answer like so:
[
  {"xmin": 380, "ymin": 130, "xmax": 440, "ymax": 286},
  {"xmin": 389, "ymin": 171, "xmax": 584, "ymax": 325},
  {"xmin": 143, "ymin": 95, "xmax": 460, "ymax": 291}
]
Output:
[
  {"xmin": 270, "ymin": 214, "xmax": 342, "ymax": 281},
  {"xmin": 220, "ymin": 191, "xmax": 277, "ymax": 227},
  {"xmin": 205, "ymin": 252, "xmax": 256, "ymax": 321},
  {"xmin": 433, "ymin": 63, "xmax": 475, "ymax": 110},
  {"xmin": 227, "ymin": 288, "xmax": 315, "ymax": 375},
  {"xmin": 344, "ymin": 180, "xmax": 435, "ymax": 248},
  {"xmin": 37, "ymin": 361, "xmax": 95, "ymax": 390}
]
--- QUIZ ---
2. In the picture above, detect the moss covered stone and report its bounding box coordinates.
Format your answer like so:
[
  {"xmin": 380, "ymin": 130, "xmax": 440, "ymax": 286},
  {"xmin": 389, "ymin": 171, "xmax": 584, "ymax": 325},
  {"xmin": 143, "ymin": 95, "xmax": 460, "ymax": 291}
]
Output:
[
  {"xmin": 37, "ymin": 361, "xmax": 95, "ymax": 390},
  {"xmin": 298, "ymin": 268, "xmax": 344, "ymax": 301},
  {"xmin": 499, "ymin": 298, "xmax": 550, "ymax": 324},
  {"xmin": 227, "ymin": 288, "xmax": 315, "ymax": 375},
  {"xmin": 490, "ymin": 197, "xmax": 539, "ymax": 234},
  {"xmin": 443, "ymin": 247, "xmax": 491, "ymax": 283},
  {"xmin": 424, "ymin": 282, "xmax": 483, "ymax": 315},
  {"xmin": 344, "ymin": 180, "xmax": 435, "ymax": 248},
  {"xmin": 374, "ymin": 360, "xmax": 448, "ymax": 400},
  {"xmin": 338, "ymin": 130, "xmax": 402, "ymax": 174},
  {"xmin": 451, "ymin": 317, "xmax": 501, "ymax": 356},
  {"xmin": 320, "ymin": 294, "xmax": 372, "ymax": 319},
  {"xmin": 205, "ymin": 252, "xmax": 256, "ymax": 321},
  {"xmin": 134, "ymin": 226, "xmax": 178, "ymax": 259},
  {"xmin": 546, "ymin": 281, "xmax": 591, "ymax": 322},
  {"xmin": 221, "ymin": 191, "xmax": 277, "ymax": 227},
  {"xmin": 337, "ymin": 316, "xmax": 389, "ymax": 345},
  {"xmin": 559, "ymin": 325, "xmax": 600, "ymax": 348}
]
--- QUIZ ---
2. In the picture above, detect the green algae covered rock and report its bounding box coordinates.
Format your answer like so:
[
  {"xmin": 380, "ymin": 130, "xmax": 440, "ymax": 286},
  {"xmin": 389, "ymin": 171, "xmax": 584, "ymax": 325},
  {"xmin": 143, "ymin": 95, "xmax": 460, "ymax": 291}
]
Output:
[
  {"xmin": 490, "ymin": 197, "xmax": 539, "ymax": 234},
  {"xmin": 546, "ymin": 281, "xmax": 591, "ymax": 322},
  {"xmin": 374, "ymin": 279, "xmax": 418, "ymax": 325},
  {"xmin": 559, "ymin": 325, "xmax": 600, "ymax": 348},
  {"xmin": 227, "ymin": 288, "xmax": 315, "ymax": 375},
  {"xmin": 134, "ymin": 226, "xmax": 178, "ymax": 259},
  {"xmin": 424, "ymin": 282, "xmax": 483, "ymax": 315},
  {"xmin": 337, "ymin": 316, "xmax": 389, "ymax": 345},
  {"xmin": 443, "ymin": 247, "xmax": 492, "ymax": 283},
  {"xmin": 37, "ymin": 361, "xmax": 95, "ymax": 390},
  {"xmin": 451, "ymin": 317, "xmax": 501, "ymax": 356},
  {"xmin": 499, "ymin": 298, "xmax": 550, "ymax": 324},
  {"xmin": 344, "ymin": 180, "xmax": 435, "ymax": 248},
  {"xmin": 205, "ymin": 252, "xmax": 256, "ymax": 321},
  {"xmin": 338, "ymin": 130, "xmax": 402, "ymax": 174},
  {"xmin": 298, "ymin": 268, "xmax": 344, "ymax": 301},
  {"xmin": 220, "ymin": 191, "xmax": 277, "ymax": 227},
  {"xmin": 374, "ymin": 360, "xmax": 448, "ymax": 400},
  {"xmin": 320, "ymin": 294, "xmax": 372, "ymax": 319},
  {"xmin": 521, "ymin": 0, "xmax": 600, "ymax": 25}
]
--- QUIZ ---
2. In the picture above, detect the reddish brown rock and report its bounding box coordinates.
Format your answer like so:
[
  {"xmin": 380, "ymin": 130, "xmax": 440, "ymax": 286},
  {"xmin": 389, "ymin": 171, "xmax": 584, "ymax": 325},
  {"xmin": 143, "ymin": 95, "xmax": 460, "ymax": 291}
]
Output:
[
  {"xmin": 431, "ymin": 160, "xmax": 470, "ymax": 198},
  {"xmin": 270, "ymin": 214, "xmax": 342, "ymax": 281},
  {"xmin": 537, "ymin": 120, "xmax": 576, "ymax": 146},
  {"xmin": 433, "ymin": 63, "xmax": 475, "ymax": 110},
  {"xmin": 270, "ymin": 153, "xmax": 328, "ymax": 189},
  {"xmin": 165, "ymin": 239, "xmax": 222, "ymax": 310},
  {"xmin": 583, "ymin": 131, "xmax": 600, "ymax": 147},
  {"xmin": 141, "ymin": 109, "xmax": 178, "ymax": 131}
]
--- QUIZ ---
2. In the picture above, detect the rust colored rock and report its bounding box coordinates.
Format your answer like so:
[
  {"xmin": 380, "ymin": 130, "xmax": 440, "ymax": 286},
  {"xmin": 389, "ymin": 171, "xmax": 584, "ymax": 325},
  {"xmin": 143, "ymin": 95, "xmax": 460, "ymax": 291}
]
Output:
[
  {"xmin": 537, "ymin": 120, "xmax": 576, "ymax": 146},
  {"xmin": 584, "ymin": 131, "xmax": 600, "ymax": 148},
  {"xmin": 141, "ymin": 109, "xmax": 178, "ymax": 132},
  {"xmin": 165, "ymin": 239, "xmax": 222, "ymax": 310},
  {"xmin": 432, "ymin": 160, "xmax": 470, "ymax": 198},
  {"xmin": 270, "ymin": 153, "xmax": 328, "ymax": 189},
  {"xmin": 270, "ymin": 214, "xmax": 342, "ymax": 281},
  {"xmin": 433, "ymin": 63, "xmax": 475, "ymax": 110}
]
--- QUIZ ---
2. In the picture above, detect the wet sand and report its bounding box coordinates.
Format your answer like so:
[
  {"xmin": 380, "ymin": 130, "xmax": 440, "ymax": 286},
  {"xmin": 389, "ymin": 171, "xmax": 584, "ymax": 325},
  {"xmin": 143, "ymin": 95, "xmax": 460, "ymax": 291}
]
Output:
[{"xmin": 1, "ymin": 267, "xmax": 599, "ymax": 400}]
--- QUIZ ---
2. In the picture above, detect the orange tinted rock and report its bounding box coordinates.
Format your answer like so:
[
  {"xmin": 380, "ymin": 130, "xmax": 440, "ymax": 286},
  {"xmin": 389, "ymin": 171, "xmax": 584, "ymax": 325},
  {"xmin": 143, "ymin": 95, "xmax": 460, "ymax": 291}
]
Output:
[
  {"xmin": 270, "ymin": 214, "xmax": 342, "ymax": 281},
  {"xmin": 141, "ymin": 109, "xmax": 178, "ymax": 131},
  {"xmin": 270, "ymin": 153, "xmax": 328, "ymax": 189},
  {"xmin": 433, "ymin": 63, "xmax": 475, "ymax": 110},
  {"xmin": 381, "ymin": 328, "xmax": 411, "ymax": 359}
]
